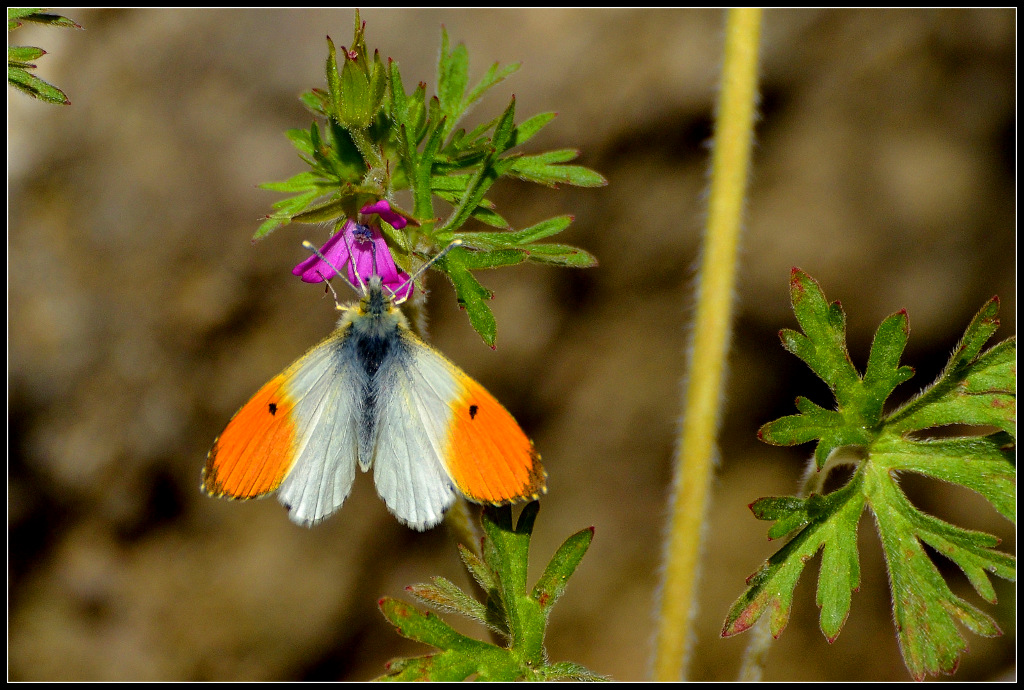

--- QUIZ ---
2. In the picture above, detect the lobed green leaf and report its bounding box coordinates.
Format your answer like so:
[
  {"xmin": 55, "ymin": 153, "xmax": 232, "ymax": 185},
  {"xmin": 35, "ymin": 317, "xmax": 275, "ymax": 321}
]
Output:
[{"xmin": 728, "ymin": 274, "xmax": 1016, "ymax": 680}]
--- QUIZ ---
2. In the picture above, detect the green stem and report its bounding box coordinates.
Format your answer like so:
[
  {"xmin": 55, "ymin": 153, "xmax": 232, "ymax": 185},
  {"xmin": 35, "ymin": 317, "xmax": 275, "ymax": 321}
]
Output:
[
  {"xmin": 349, "ymin": 126, "xmax": 385, "ymax": 171},
  {"xmin": 652, "ymin": 8, "xmax": 762, "ymax": 681}
]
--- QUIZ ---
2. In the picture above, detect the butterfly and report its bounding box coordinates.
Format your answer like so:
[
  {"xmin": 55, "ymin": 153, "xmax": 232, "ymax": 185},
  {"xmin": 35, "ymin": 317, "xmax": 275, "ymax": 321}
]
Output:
[{"xmin": 203, "ymin": 236, "xmax": 546, "ymax": 530}]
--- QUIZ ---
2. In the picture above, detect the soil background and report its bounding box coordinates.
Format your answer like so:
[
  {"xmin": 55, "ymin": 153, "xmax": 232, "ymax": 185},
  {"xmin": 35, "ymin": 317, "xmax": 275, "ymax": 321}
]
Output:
[{"xmin": 9, "ymin": 8, "xmax": 1015, "ymax": 681}]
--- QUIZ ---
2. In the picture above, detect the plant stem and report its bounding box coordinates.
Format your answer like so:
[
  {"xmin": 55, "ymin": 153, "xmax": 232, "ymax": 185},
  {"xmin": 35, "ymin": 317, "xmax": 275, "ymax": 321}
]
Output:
[
  {"xmin": 349, "ymin": 126, "xmax": 385, "ymax": 170},
  {"xmin": 652, "ymin": 8, "xmax": 762, "ymax": 681}
]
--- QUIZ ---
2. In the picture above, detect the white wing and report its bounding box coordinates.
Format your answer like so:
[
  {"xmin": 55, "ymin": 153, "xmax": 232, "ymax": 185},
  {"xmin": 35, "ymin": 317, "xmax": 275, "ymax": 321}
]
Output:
[
  {"xmin": 370, "ymin": 331, "xmax": 462, "ymax": 530},
  {"xmin": 275, "ymin": 333, "xmax": 365, "ymax": 527}
]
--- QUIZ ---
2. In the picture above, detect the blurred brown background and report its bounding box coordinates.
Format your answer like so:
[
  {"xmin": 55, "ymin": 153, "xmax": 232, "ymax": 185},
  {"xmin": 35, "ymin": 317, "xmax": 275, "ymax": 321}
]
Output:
[{"xmin": 8, "ymin": 8, "xmax": 1015, "ymax": 681}]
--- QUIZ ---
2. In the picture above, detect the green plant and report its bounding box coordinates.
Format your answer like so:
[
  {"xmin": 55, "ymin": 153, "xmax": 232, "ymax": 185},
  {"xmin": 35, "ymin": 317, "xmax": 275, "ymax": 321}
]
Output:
[
  {"xmin": 7, "ymin": 8, "xmax": 79, "ymax": 104},
  {"xmin": 250, "ymin": 11, "xmax": 1014, "ymax": 682},
  {"xmin": 259, "ymin": 11, "xmax": 605, "ymax": 347},
  {"xmin": 723, "ymin": 270, "xmax": 1016, "ymax": 680},
  {"xmin": 378, "ymin": 503, "xmax": 603, "ymax": 681}
]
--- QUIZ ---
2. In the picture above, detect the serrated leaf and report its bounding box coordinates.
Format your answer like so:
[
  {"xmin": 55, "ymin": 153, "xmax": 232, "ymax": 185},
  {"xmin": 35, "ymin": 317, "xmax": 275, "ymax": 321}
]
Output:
[
  {"xmin": 726, "ymin": 274, "xmax": 1016, "ymax": 680},
  {"xmin": 724, "ymin": 476, "xmax": 865, "ymax": 640},
  {"xmin": 8, "ymin": 10, "xmax": 76, "ymax": 105}
]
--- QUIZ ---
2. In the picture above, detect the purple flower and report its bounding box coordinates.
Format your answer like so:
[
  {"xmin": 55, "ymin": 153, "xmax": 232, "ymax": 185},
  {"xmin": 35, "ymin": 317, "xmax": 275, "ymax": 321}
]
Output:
[
  {"xmin": 359, "ymin": 199, "xmax": 408, "ymax": 230},
  {"xmin": 292, "ymin": 200, "xmax": 412, "ymax": 300}
]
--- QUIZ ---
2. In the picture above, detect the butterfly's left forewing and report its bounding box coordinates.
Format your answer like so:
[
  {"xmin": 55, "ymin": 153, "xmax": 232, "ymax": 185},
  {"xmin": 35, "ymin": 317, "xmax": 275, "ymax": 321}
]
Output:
[{"xmin": 204, "ymin": 330, "xmax": 365, "ymax": 526}]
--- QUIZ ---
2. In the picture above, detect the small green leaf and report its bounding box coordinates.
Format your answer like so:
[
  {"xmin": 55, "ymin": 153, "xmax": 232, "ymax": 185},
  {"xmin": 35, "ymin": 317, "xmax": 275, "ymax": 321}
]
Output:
[
  {"xmin": 325, "ymin": 36, "xmax": 343, "ymax": 122},
  {"xmin": 465, "ymin": 61, "xmax": 520, "ymax": 112},
  {"xmin": 513, "ymin": 112, "xmax": 556, "ymax": 147},
  {"xmin": 8, "ymin": 10, "xmax": 78, "ymax": 105},
  {"xmin": 377, "ymin": 502, "xmax": 602, "ymax": 681},
  {"xmin": 531, "ymin": 526, "xmax": 594, "ymax": 612},
  {"xmin": 290, "ymin": 197, "xmax": 346, "ymax": 224},
  {"xmin": 522, "ymin": 243, "xmax": 598, "ymax": 268},
  {"xmin": 11, "ymin": 9, "xmax": 79, "ymax": 28},
  {"xmin": 506, "ymin": 149, "xmax": 608, "ymax": 188},
  {"xmin": 8, "ymin": 45, "xmax": 44, "ymax": 64},
  {"xmin": 437, "ymin": 28, "xmax": 469, "ymax": 130},
  {"xmin": 339, "ymin": 50, "xmax": 372, "ymax": 128},
  {"xmin": 492, "ymin": 97, "xmax": 517, "ymax": 153},
  {"xmin": 456, "ymin": 215, "xmax": 574, "ymax": 250},
  {"xmin": 441, "ymin": 248, "xmax": 497, "ymax": 346},
  {"xmin": 8, "ymin": 64, "xmax": 68, "ymax": 104},
  {"xmin": 406, "ymin": 578, "xmax": 495, "ymax": 630}
]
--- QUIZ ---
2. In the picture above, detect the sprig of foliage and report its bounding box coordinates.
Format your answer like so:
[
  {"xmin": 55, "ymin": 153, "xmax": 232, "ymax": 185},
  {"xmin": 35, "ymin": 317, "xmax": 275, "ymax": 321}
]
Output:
[
  {"xmin": 377, "ymin": 502, "xmax": 605, "ymax": 681},
  {"xmin": 258, "ymin": 12, "xmax": 605, "ymax": 346},
  {"xmin": 8, "ymin": 8, "xmax": 79, "ymax": 105},
  {"xmin": 723, "ymin": 269, "xmax": 1016, "ymax": 680}
]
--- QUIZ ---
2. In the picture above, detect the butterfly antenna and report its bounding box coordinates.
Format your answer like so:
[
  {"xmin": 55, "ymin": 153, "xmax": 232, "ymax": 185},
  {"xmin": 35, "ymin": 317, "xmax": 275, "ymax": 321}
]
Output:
[
  {"xmin": 393, "ymin": 239, "xmax": 463, "ymax": 305},
  {"xmin": 301, "ymin": 240, "xmax": 360, "ymax": 296}
]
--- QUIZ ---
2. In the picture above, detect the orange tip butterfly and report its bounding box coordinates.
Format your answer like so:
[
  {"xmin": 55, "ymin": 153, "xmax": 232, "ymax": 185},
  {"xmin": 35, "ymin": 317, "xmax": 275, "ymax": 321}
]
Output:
[{"xmin": 203, "ymin": 239, "xmax": 546, "ymax": 530}]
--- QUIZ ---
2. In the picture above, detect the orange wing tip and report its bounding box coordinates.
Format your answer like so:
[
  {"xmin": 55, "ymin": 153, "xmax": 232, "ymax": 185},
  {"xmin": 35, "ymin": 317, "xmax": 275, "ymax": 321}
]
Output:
[
  {"xmin": 201, "ymin": 441, "xmax": 282, "ymax": 501},
  {"xmin": 468, "ymin": 460, "xmax": 548, "ymax": 507}
]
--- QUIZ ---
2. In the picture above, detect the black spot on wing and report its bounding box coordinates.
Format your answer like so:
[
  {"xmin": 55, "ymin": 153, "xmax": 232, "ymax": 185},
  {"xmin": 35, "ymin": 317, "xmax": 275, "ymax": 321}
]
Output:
[
  {"xmin": 469, "ymin": 404, "xmax": 478, "ymax": 419},
  {"xmin": 268, "ymin": 402, "xmax": 277, "ymax": 415}
]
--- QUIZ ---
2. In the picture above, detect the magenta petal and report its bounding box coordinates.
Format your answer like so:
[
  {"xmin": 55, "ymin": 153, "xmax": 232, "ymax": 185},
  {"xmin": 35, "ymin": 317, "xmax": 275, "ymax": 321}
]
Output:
[
  {"xmin": 360, "ymin": 199, "xmax": 408, "ymax": 230},
  {"xmin": 293, "ymin": 220, "xmax": 356, "ymax": 283},
  {"xmin": 293, "ymin": 214, "xmax": 413, "ymax": 300},
  {"xmin": 345, "ymin": 228, "xmax": 412, "ymax": 299}
]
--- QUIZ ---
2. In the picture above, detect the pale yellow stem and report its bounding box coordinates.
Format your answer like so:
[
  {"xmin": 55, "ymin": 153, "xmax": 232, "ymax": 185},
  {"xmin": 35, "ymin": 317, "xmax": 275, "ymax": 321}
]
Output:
[{"xmin": 652, "ymin": 8, "xmax": 762, "ymax": 682}]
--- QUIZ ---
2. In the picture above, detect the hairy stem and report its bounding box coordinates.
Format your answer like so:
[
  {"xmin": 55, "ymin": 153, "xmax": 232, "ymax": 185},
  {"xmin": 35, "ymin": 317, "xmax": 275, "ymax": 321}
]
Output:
[{"xmin": 652, "ymin": 7, "xmax": 762, "ymax": 681}]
